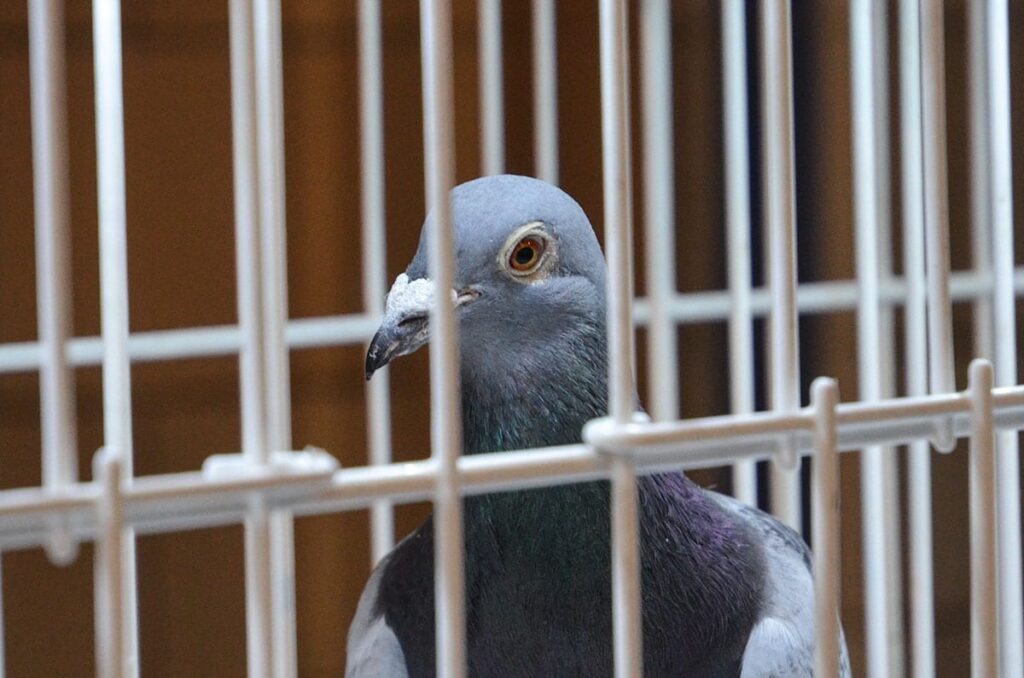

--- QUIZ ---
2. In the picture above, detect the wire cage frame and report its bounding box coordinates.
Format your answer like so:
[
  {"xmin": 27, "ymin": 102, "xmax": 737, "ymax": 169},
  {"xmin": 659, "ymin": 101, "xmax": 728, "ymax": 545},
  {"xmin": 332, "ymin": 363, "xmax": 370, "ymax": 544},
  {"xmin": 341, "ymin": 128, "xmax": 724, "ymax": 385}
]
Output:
[{"xmin": 0, "ymin": 0, "xmax": 1022, "ymax": 677}]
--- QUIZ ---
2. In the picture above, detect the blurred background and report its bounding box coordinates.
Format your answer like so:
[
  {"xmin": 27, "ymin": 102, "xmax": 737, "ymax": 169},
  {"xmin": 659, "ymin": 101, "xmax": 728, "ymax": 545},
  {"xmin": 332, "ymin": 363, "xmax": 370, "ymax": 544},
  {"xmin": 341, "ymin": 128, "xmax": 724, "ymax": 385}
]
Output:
[{"xmin": 1, "ymin": 1, "xmax": 1023, "ymax": 675}]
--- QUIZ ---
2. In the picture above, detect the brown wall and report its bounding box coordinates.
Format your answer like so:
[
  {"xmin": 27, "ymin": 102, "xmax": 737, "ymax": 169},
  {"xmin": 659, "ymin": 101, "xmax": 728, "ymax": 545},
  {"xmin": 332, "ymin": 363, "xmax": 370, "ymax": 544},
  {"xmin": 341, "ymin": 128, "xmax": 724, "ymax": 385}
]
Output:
[{"xmin": 0, "ymin": 1, "xmax": 1021, "ymax": 676}]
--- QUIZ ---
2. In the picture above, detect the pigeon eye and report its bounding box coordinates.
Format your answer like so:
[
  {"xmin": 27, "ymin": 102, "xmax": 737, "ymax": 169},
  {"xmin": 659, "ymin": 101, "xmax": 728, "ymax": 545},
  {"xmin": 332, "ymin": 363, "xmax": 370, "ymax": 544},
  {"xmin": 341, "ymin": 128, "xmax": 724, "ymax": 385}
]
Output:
[{"xmin": 509, "ymin": 237, "xmax": 544, "ymax": 272}]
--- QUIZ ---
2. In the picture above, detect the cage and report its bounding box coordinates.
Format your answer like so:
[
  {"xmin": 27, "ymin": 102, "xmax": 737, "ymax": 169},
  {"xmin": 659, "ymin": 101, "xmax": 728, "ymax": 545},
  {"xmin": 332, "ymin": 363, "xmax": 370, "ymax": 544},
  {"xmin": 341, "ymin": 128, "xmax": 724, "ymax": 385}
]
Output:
[{"xmin": 0, "ymin": 0, "xmax": 1022, "ymax": 676}]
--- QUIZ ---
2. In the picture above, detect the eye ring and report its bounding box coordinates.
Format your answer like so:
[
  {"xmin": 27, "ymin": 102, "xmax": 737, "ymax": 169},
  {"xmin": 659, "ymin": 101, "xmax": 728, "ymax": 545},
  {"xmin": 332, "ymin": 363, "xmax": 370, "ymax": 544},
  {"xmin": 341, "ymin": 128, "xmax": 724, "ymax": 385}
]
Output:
[
  {"xmin": 499, "ymin": 222, "xmax": 556, "ymax": 280},
  {"xmin": 509, "ymin": 237, "xmax": 545, "ymax": 273}
]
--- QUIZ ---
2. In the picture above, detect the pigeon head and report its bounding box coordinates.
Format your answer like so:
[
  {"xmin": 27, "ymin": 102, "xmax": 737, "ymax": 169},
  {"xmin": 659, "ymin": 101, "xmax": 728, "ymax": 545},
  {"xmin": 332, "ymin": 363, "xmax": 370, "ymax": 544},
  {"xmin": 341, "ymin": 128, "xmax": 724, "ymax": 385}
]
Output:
[{"xmin": 365, "ymin": 174, "xmax": 607, "ymax": 386}]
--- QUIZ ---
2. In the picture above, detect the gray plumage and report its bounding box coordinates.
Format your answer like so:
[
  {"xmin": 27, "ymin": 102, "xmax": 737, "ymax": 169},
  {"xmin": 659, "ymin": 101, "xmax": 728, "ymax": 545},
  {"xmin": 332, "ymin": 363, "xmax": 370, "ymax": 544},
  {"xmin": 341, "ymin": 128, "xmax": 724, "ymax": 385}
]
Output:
[{"xmin": 349, "ymin": 175, "xmax": 849, "ymax": 677}]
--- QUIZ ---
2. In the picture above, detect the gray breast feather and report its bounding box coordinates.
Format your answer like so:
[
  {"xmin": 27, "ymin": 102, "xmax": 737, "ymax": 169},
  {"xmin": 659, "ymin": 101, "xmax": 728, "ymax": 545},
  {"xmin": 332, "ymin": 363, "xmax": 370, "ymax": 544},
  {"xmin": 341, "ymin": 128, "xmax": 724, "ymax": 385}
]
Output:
[
  {"xmin": 346, "ymin": 559, "xmax": 409, "ymax": 678},
  {"xmin": 710, "ymin": 493, "xmax": 851, "ymax": 677}
]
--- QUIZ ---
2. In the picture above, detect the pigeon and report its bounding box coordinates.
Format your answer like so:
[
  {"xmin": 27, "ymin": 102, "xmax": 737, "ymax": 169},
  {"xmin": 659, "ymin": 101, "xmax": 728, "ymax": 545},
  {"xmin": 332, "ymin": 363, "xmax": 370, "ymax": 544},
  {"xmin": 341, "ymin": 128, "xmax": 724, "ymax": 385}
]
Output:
[{"xmin": 347, "ymin": 175, "xmax": 849, "ymax": 677}]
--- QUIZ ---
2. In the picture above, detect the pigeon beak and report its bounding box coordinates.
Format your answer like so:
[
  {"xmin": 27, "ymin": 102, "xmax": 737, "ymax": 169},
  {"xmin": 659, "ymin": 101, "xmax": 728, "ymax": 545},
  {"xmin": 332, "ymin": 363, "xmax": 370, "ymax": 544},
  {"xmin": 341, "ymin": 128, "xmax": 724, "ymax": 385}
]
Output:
[
  {"xmin": 365, "ymin": 312, "xmax": 430, "ymax": 380},
  {"xmin": 365, "ymin": 274, "xmax": 481, "ymax": 381}
]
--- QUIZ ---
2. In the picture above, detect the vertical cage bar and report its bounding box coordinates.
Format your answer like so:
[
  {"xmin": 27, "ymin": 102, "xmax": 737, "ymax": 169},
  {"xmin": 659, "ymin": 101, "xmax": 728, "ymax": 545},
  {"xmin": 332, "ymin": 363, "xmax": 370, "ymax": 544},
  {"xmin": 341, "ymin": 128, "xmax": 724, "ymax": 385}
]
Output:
[
  {"xmin": 872, "ymin": 4, "xmax": 906, "ymax": 669},
  {"xmin": 420, "ymin": 1, "xmax": 467, "ymax": 676},
  {"xmin": 898, "ymin": 0, "xmax": 935, "ymax": 673},
  {"xmin": 243, "ymin": 509, "xmax": 275, "ymax": 678},
  {"xmin": 759, "ymin": 0, "xmax": 801, "ymax": 531},
  {"xmin": 358, "ymin": 0, "xmax": 395, "ymax": 565},
  {"xmin": 851, "ymin": 2, "xmax": 900, "ymax": 675},
  {"xmin": 967, "ymin": 359, "xmax": 999, "ymax": 677},
  {"xmin": 722, "ymin": 0, "xmax": 757, "ymax": 506},
  {"xmin": 599, "ymin": 1, "xmax": 642, "ymax": 676},
  {"xmin": 252, "ymin": 1, "xmax": 298, "ymax": 675},
  {"xmin": 811, "ymin": 377, "xmax": 841, "ymax": 678},
  {"xmin": 252, "ymin": 0, "xmax": 291, "ymax": 458},
  {"xmin": 0, "ymin": 554, "xmax": 4, "ymax": 678},
  {"xmin": 91, "ymin": 0, "xmax": 139, "ymax": 672},
  {"xmin": 229, "ymin": 0, "xmax": 266, "ymax": 473},
  {"xmin": 29, "ymin": 0, "xmax": 79, "ymax": 565},
  {"xmin": 478, "ymin": 0, "xmax": 504, "ymax": 175},
  {"xmin": 229, "ymin": 1, "xmax": 276, "ymax": 676},
  {"xmin": 531, "ymin": 0, "xmax": 558, "ymax": 184},
  {"xmin": 640, "ymin": 0, "xmax": 678, "ymax": 424},
  {"xmin": 94, "ymin": 452, "xmax": 125, "ymax": 678},
  {"xmin": 984, "ymin": 0, "xmax": 1023, "ymax": 670},
  {"xmin": 920, "ymin": 0, "xmax": 955, "ymax": 415},
  {"xmin": 969, "ymin": 0, "xmax": 993, "ymax": 361}
]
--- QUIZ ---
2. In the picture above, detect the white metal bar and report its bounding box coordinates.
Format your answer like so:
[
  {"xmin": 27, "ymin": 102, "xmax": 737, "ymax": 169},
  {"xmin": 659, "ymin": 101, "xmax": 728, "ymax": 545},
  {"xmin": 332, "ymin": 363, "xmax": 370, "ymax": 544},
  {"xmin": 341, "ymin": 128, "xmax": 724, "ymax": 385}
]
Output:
[
  {"xmin": 640, "ymin": 0, "xmax": 678, "ymax": 424},
  {"xmin": 478, "ymin": 0, "xmax": 504, "ymax": 175},
  {"xmin": 0, "ymin": 553, "xmax": 4, "ymax": 678},
  {"xmin": 899, "ymin": 0, "xmax": 936, "ymax": 673},
  {"xmin": 94, "ymin": 451, "xmax": 125, "ymax": 678},
  {"xmin": 252, "ymin": 0, "xmax": 291, "ymax": 460},
  {"xmin": 599, "ymin": 1, "xmax": 642, "ymax": 675},
  {"xmin": 251, "ymin": 0, "xmax": 298, "ymax": 675},
  {"xmin": 6, "ymin": 382, "xmax": 1024, "ymax": 550},
  {"xmin": 29, "ymin": 0, "xmax": 79, "ymax": 566},
  {"xmin": 420, "ymin": 1, "xmax": 467, "ymax": 676},
  {"xmin": 984, "ymin": 0, "xmax": 1023, "ymax": 670},
  {"xmin": 920, "ymin": 0, "xmax": 955, "ymax": 435},
  {"xmin": 851, "ymin": 3, "xmax": 898, "ymax": 675},
  {"xmin": 229, "ymin": 0, "xmax": 267, "ymax": 486},
  {"xmin": 531, "ymin": 0, "xmax": 558, "ymax": 184},
  {"xmin": 229, "ymin": 1, "xmax": 277, "ymax": 676},
  {"xmin": 358, "ymin": 0, "xmax": 395, "ymax": 566},
  {"xmin": 4, "ymin": 269, "xmax": 1024, "ymax": 375},
  {"xmin": 969, "ymin": 0, "xmax": 993, "ymax": 362},
  {"xmin": 243, "ymin": 506, "xmax": 274, "ymax": 678},
  {"xmin": 91, "ymin": 0, "xmax": 138, "ymax": 673},
  {"xmin": 870, "ymin": 5, "xmax": 907, "ymax": 672},
  {"xmin": 722, "ymin": 0, "xmax": 757, "ymax": 506},
  {"xmin": 811, "ymin": 378, "xmax": 841, "ymax": 677},
  {"xmin": 968, "ymin": 360, "xmax": 998, "ymax": 677},
  {"xmin": 759, "ymin": 0, "xmax": 801, "ymax": 531}
]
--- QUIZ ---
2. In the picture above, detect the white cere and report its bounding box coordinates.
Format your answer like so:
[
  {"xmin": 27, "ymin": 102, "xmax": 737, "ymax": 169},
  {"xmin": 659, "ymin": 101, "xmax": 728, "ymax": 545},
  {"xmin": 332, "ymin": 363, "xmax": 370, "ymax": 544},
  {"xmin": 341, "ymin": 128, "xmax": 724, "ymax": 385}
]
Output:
[{"xmin": 384, "ymin": 273, "xmax": 457, "ymax": 318}]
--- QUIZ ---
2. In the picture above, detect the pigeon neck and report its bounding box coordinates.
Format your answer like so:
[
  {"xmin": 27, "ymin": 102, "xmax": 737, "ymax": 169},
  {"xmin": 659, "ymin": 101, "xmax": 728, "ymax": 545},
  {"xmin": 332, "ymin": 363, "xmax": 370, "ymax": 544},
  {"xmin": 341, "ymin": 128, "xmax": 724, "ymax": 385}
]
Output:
[{"xmin": 459, "ymin": 318, "xmax": 609, "ymax": 455}]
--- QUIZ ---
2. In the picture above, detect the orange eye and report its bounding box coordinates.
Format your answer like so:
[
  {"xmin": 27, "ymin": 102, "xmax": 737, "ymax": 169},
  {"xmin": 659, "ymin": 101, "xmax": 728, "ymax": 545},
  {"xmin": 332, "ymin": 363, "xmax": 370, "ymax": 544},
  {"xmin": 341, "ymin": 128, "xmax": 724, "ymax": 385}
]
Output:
[{"xmin": 509, "ymin": 237, "xmax": 544, "ymax": 272}]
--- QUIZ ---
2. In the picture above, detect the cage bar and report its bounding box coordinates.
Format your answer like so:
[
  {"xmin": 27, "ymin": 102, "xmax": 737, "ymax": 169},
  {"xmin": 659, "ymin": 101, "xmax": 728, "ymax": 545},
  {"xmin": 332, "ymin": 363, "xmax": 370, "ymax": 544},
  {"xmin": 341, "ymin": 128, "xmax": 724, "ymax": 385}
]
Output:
[
  {"xmin": 228, "ymin": 0, "xmax": 278, "ymax": 675},
  {"xmin": 478, "ymin": 0, "xmax": 504, "ymax": 176},
  {"xmin": 639, "ymin": 0, "xmax": 679, "ymax": 425},
  {"xmin": 722, "ymin": 0, "xmax": 757, "ymax": 506},
  {"xmin": 6, "ymin": 270, "xmax": 1024, "ymax": 375},
  {"xmin": 598, "ymin": 1, "xmax": 643, "ymax": 675},
  {"xmin": 3, "ymin": 380, "xmax": 1024, "ymax": 551},
  {"xmin": 759, "ymin": 0, "xmax": 801, "ymax": 531},
  {"xmin": 91, "ymin": 0, "xmax": 139, "ymax": 672},
  {"xmin": 870, "ymin": 3, "xmax": 907, "ymax": 671},
  {"xmin": 968, "ymin": 360, "xmax": 999, "ymax": 677},
  {"xmin": 984, "ymin": 0, "xmax": 1024, "ymax": 670},
  {"xmin": 420, "ymin": 1, "xmax": 468, "ymax": 676},
  {"xmin": 811, "ymin": 377, "xmax": 841, "ymax": 677},
  {"xmin": 28, "ymin": 0, "xmax": 79, "ymax": 566},
  {"xmin": 252, "ymin": 0, "xmax": 299, "ymax": 673},
  {"xmin": 531, "ymin": 0, "xmax": 557, "ymax": 184},
  {"xmin": 850, "ymin": 1, "xmax": 899, "ymax": 674},
  {"xmin": 969, "ymin": 0, "xmax": 994, "ymax": 362},
  {"xmin": 898, "ymin": 0, "xmax": 936, "ymax": 673},
  {"xmin": 94, "ymin": 452, "xmax": 126, "ymax": 678},
  {"xmin": 358, "ymin": 0, "xmax": 396, "ymax": 566},
  {"xmin": 920, "ymin": 0, "xmax": 955, "ymax": 424}
]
